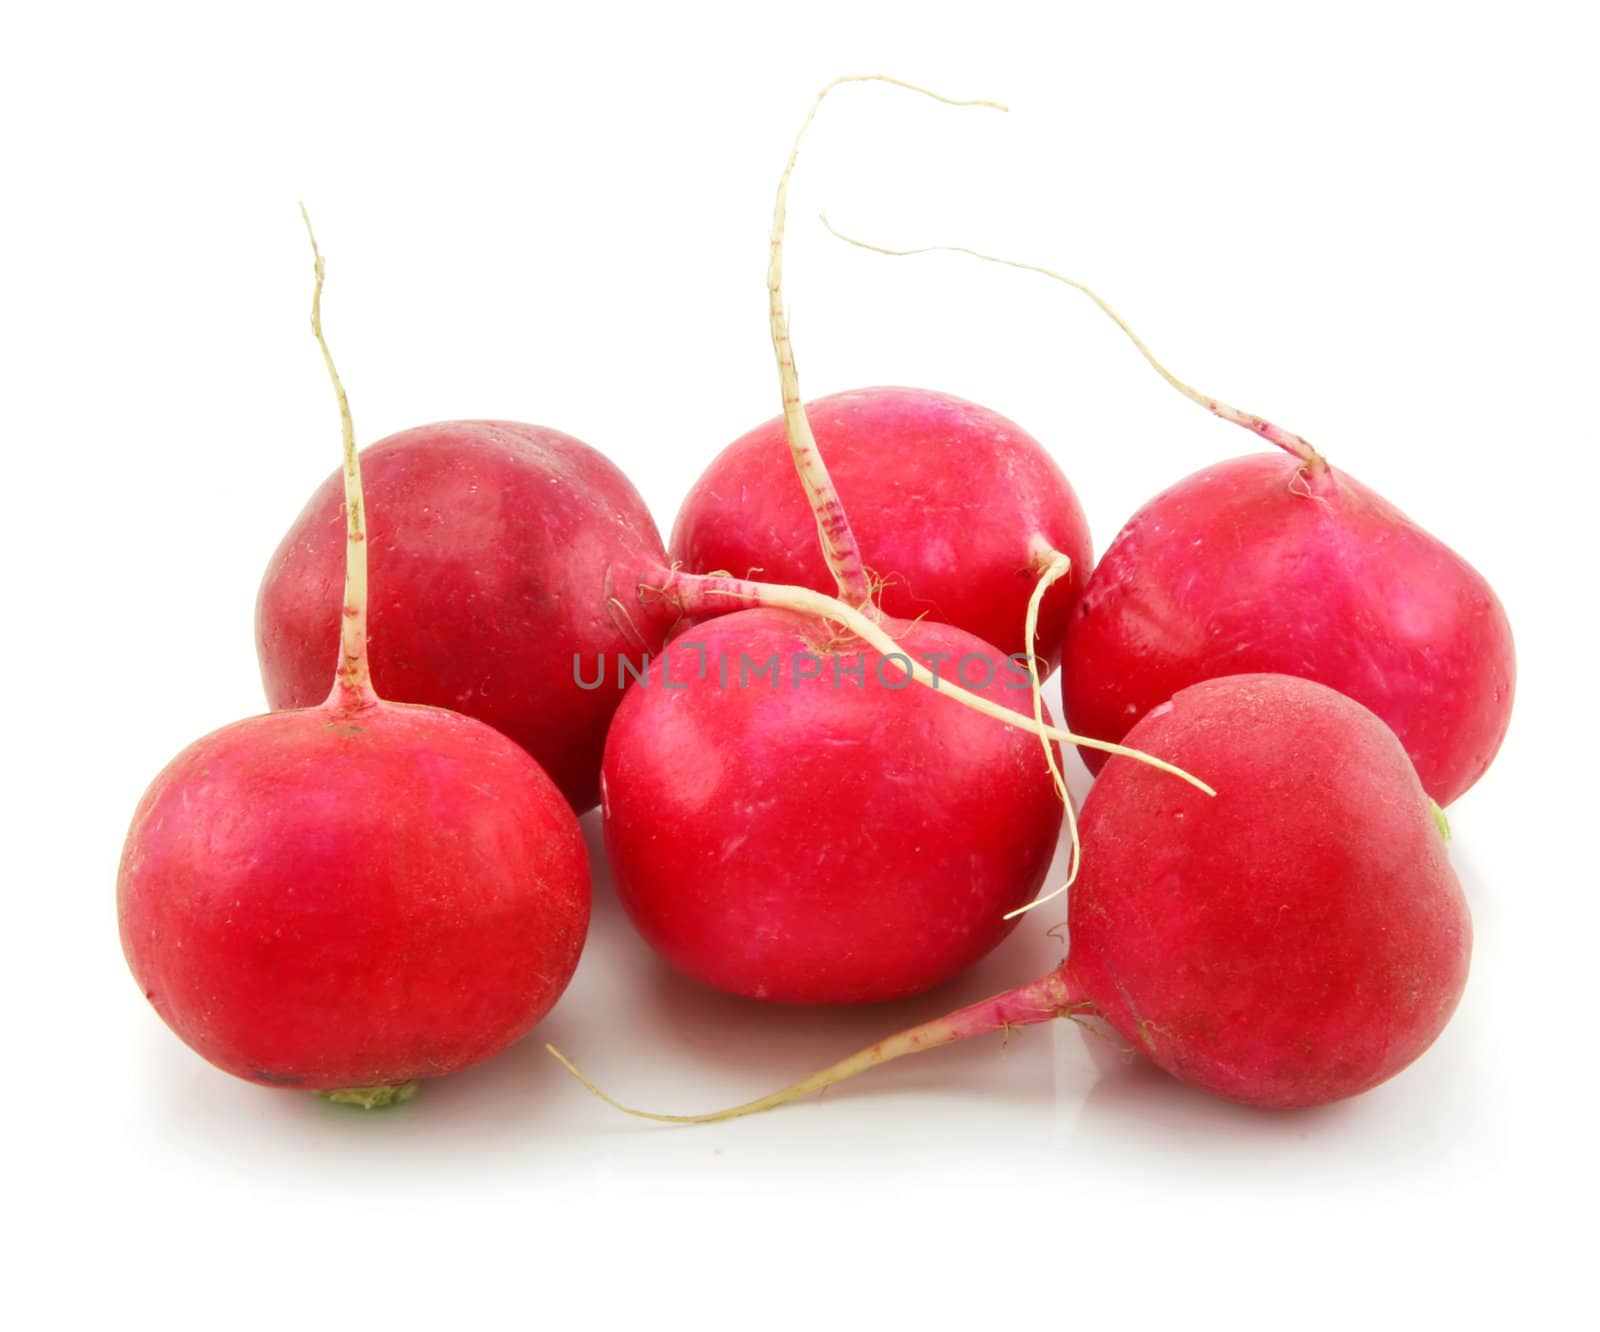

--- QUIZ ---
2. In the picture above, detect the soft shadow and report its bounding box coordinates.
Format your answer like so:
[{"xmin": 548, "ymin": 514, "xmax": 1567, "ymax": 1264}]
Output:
[{"xmin": 1054, "ymin": 1024, "xmax": 1463, "ymax": 1190}]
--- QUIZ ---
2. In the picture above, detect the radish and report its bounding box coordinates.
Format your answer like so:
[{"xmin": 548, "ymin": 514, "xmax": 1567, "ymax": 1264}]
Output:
[
  {"xmin": 118, "ymin": 214, "xmax": 590, "ymax": 1105},
  {"xmin": 600, "ymin": 599, "xmax": 1064, "ymax": 1004},
  {"xmin": 670, "ymin": 78, "xmax": 1088, "ymax": 672},
  {"xmin": 257, "ymin": 419, "xmax": 682, "ymax": 812},
  {"xmin": 555, "ymin": 673, "xmax": 1472, "ymax": 1116},
  {"xmin": 1064, "ymin": 453, "xmax": 1513, "ymax": 805},
  {"xmin": 827, "ymin": 225, "xmax": 1515, "ymax": 806},
  {"xmin": 671, "ymin": 385, "xmax": 1093, "ymax": 671},
  {"xmin": 595, "ymin": 76, "xmax": 1208, "ymax": 1001}
]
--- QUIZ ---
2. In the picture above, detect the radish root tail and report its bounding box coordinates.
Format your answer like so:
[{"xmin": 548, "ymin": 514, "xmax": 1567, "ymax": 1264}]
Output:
[
  {"xmin": 771, "ymin": 76, "xmax": 1007, "ymax": 609},
  {"xmin": 547, "ymin": 970, "xmax": 1090, "ymax": 1125},
  {"xmin": 1005, "ymin": 548, "xmax": 1080, "ymax": 921},
  {"xmin": 819, "ymin": 215, "xmax": 1327, "ymax": 473},
  {"xmin": 1023, "ymin": 548, "xmax": 1074, "ymax": 805}
]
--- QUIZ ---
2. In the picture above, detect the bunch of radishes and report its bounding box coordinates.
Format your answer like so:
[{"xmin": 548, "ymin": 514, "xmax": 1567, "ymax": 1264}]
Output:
[{"xmin": 117, "ymin": 78, "xmax": 1511, "ymax": 1119}]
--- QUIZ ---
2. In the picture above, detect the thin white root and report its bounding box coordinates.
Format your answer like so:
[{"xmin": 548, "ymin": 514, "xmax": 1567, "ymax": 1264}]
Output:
[
  {"xmin": 820, "ymin": 215, "xmax": 1325, "ymax": 470},
  {"xmin": 1022, "ymin": 550, "xmax": 1074, "ymax": 806},
  {"xmin": 546, "ymin": 972, "xmax": 1085, "ymax": 1125},
  {"xmin": 1006, "ymin": 873, "xmax": 1069, "ymax": 921},
  {"xmin": 300, "ymin": 204, "xmax": 377, "ymax": 710},
  {"xmin": 1004, "ymin": 549, "xmax": 1080, "ymax": 921},
  {"xmin": 771, "ymin": 76, "xmax": 1007, "ymax": 608},
  {"xmin": 692, "ymin": 581, "xmax": 1215, "ymax": 796}
]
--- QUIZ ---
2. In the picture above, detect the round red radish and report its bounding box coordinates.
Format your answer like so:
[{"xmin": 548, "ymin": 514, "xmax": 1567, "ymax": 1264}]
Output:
[
  {"xmin": 1064, "ymin": 672, "xmax": 1470, "ymax": 1108},
  {"xmin": 600, "ymin": 606, "xmax": 1064, "ymax": 1004},
  {"xmin": 554, "ymin": 673, "xmax": 1470, "ymax": 1121},
  {"xmin": 672, "ymin": 386, "xmax": 1092, "ymax": 671},
  {"xmin": 816, "ymin": 225, "xmax": 1516, "ymax": 806},
  {"xmin": 257, "ymin": 419, "xmax": 682, "ymax": 812},
  {"xmin": 589, "ymin": 77, "xmax": 1115, "ymax": 1009},
  {"xmin": 1063, "ymin": 453, "xmax": 1515, "ymax": 805},
  {"xmin": 119, "ymin": 701, "xmax": 589, "ymax": 1094},
  {"xmin": 122, "ymin": 218, "xmax": 591, "ymax": 1103}
]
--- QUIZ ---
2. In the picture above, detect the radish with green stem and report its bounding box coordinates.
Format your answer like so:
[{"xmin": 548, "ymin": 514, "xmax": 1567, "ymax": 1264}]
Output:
[
  {"xmin": 825, "ymin": 221, "xmax": 1515, "ymax": 806},
  {"xmin": 119, "ymin": 213, "xmax": 590, "ymax": 1104},
  {"xmin": 556, "ymin": 673, "xmax": 1472, "ymax": 1117}
]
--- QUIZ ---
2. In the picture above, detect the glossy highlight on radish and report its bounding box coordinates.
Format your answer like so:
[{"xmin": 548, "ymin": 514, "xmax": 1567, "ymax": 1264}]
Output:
[
  {"xmin": 119, "ymin": 214, "xmax": 590, "ymax": 1103},
  {"xmin": 556, "ymin": 674, "xmax": 1472, "ymax": 1118}
]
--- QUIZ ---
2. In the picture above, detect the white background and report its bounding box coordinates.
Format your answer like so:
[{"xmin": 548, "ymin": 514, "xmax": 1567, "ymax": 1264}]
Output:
[{"xmin": 3, "ymin": 1, "xmax": 1594, "ymax": 1326}]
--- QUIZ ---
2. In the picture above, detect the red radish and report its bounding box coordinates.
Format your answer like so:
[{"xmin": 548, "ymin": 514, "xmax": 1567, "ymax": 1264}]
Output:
[
  {"xmin": 119, "ymin": 215, "xmax": 590, "ymax": 1104},
  {"xmin": 556, "ymin": 673, "xmax": 1472, "ymax": 1116},
  {"xmin": 600, "ymin": 598, "xmax": 1063, "ymax": 1004},
  {"xmin": 594, "ymin": 75, "xmax": 1207, "ymax": 1002},
  {"xmin": 1063, "ymin": 454, "xmax": 1514, "ymax": 805},
  {"xmin": 257, "ymin": 419, "xmax": 681, "ymax": 812},
  {"xmin": 671, "ymin": 385, "xmax": 1092, "ymax": 671},
  {"xmin": 826, "ymin": 225, "xmax": 1515, "ymax": 806}
]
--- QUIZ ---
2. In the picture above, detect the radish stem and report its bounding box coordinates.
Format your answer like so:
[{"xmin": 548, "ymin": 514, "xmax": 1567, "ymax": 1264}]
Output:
[
  {"xmin": 320, "ymin": 1082, "xmax": 418, "ymax": 1110},
  {"xmin": 771, "ymin": 77, "xmax": 1007, "ymax": 607},
  {"xmin": 821, "ymin": 215, "xmax": 1327, "ymax": 472},
  {"xmin": 300, "ymin": 204, "xmax": 378, "ymax": 712}
]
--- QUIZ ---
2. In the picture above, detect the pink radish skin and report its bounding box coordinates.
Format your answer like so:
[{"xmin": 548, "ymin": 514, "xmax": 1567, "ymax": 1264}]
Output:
[
  {"xmin": 1063, "ymin": 453, "xmax": 1515, "ymax": 806},
  {"xmin": 600, "ymin": 604, "xmax": 1064, "ymax": 1004},
  {"xmin": 672, "ymin": 386, "xmax": 1093, "ymax": 671},
  {"xmin": 553, "ymin": 673, "xmax": 1470, "ymax": 1119},
  {"xmin": 257, "ymin": 420, "xmax": 682, "ymax": 812}
]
